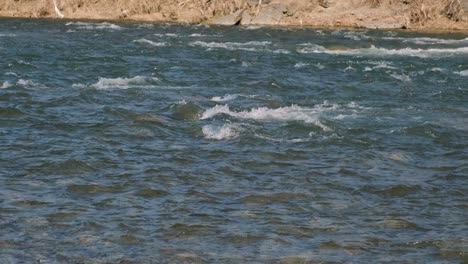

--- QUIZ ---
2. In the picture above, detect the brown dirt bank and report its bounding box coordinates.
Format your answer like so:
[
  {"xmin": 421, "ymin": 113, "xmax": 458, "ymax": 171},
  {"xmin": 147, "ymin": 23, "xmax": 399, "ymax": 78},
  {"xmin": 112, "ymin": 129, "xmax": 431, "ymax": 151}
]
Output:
[{"xmin": 1, "ymin": 0, "xmax": 468, "ymax": 31}]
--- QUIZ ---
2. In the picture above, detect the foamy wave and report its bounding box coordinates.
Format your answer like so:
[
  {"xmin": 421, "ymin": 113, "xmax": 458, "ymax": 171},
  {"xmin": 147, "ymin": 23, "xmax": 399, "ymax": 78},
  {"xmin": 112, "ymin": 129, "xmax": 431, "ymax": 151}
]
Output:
[
  {"xmin": 17, "ymin": 79, "xmax": 40, "ymax": 87},
  {"xmin": 188, "ymin": 33, "xmax": 218, "ymax": 37},
  {"xmin": 16, "ymin": 60, "xmax": 34, "ymax": 66},
  {"xmin": 189, "ymin": 41, "xmax": 272, "ymax": 52},
  {"xmin": 364, "ymin": 61, "xmax": 397, "ymax": 71},
  {"xmin": 0, "ymin": 33, "xmax": 16, "ymax": 37},
  {"xmin": 211, "ymin": 94, "xmax": 239, "ymax": 102},
  {"xmin": 1, "ymin": 81, "xmax": 12, "ymax": 89},
  {"xmin": 200, "ymin": 104, "xmax": 338, "ymax": 131},
  {"xmin": 202, "ymin": 124, "xmax": 239, "ymax": 140},
  {"xmin": 343, "ymin": 31, "xmax": 368, "ymax": 41},
  {"xmin": 334, "ymin": 114, "xmax": 358, "ymax": 120},
  {"xmin": 137, "ymin": 23, "xmax": 154, "ymax": 29},
  {"xmin": 339, "ymin": 32, "xmax": 468, "ymax": 45},
  {"xmin": 294, "ymin": 62, "xmax": 309, "ymax": 68},
  {"xmin": 4, "ymin": 72, "xmax": 18, "ymax": 77},
  {"xmin": 456, "ymin": 70, "xmax": 468, "ymax": 76},
  {"xmin": 297, "ymin": 44, "xmax": 468, "ymax": 58},
  {"xmin": 133, "ymin": 39, "xmax": 168, "ymax": 47},
  {"xmin": 154, "ymin": 33, "xmax": 179, "ymax": 38},
  {"xmin": 65, "ymin": 22, "xmax": 122, "ymax": 30},
  {"xmin": 72, "ymin": 83, "xmax": 86, "ymax": 88},
  {"xmin": 272, "ymin": 49, "xmax": 291, "ymax": 54},
  {"xmin": 382, "ymin": 36, "xmax": 468, "ymax": 45},
  {"xmin": 430, "ymin": 67, "xmax": 445, "ymax": 72},
  {"xmin": 390, "ymin": 73, "xmax": 412, "ymax": 82},
  {"xmin": 91, "ymin": 76, "xmax": 159, "ymax": 89}
]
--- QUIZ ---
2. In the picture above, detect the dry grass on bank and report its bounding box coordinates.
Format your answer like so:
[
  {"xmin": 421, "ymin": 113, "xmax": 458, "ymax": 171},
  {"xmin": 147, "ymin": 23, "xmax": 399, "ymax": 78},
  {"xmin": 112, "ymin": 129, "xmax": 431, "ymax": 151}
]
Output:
[{"xmin": 363, "ymin": 0, "xmax": 464, "ymax": 26}]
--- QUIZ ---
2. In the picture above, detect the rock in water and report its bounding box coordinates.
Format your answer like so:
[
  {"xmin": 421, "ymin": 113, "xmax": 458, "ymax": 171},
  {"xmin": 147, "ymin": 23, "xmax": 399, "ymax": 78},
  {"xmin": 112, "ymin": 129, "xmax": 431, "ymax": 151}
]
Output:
[{"xmin": 208, "ymin": 10, "xmax": 243, "ymax": 26}]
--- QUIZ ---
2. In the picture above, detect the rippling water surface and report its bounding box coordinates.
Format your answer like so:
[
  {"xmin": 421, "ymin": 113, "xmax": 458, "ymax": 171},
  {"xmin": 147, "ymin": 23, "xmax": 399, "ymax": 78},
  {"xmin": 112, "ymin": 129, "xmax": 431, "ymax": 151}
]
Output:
[{"xmin": 1, "ymin": 18, "xmax": 467, "ymax": 263}]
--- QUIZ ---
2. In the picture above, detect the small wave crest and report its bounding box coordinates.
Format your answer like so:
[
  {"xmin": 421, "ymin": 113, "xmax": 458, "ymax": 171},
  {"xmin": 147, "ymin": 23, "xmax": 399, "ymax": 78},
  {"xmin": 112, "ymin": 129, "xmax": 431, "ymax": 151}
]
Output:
[
  {"xmin": 390, "ymin": 73, "xmax": 412, "ymax": 82},
  {"xmin": 137, "ymin": 23, "xmax": 154, "ymax": 29},
  {"xmin": 455, "ymin": 70, "xmax": 468, "ymax": 76},
  {"xmin": 1, "ymin": 81, "xmax": 12, "ymax": 89},
  {"xmin": 202, "ymin": 124, "xmax": 239, "ymax": 140},
  {"xmin": 382, "ymin": 36, "xmax": 468, "ymax": 45},
  {"xmin": 294, "ymin": 62, "xmax": 310, "ymax": 68},
  {"xmin": 65, "ymin": 22, "xmax": 122, "ymax": 30},
  {"xmin": 200, "ymin": 104, "xmax": 338, "ymax": 131},
  {"xmin": 1, "ymin": 79, "xmax": 43, "ymax": 88},
  {"xmin": 133, "ymin": 39, "xmax": 168, "ymax": 47},
  {"xmin": 189, "ymin": 41, "xmax": 272, "ymax": 52},
  {"xmin": 154, "ymin": 33, "xmax": 179, "ymax": 38},
  {"xmin": 91, "ymin": 76, "xmax": 159, "ymax": 89},
  {"xmin": 211, "ymin": 94, "xmax": 239, "ymax": 102},
  {"xmin": 364, "ymin": 61, "xmax": 397, "ymax": 71},
  {"xmin": 17, "ymin": 79, "xmax": 41, "ymax": 88},
  {"xmin": 297, "ymin": 44, "xmax": 468, "ymax": 58}
]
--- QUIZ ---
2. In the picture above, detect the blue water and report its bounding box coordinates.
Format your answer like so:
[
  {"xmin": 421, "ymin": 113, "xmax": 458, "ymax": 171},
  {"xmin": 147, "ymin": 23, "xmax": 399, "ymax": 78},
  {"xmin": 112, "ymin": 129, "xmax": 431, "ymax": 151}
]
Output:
[{"xmin": 1, "ymin": 18, "xmax": 467, "ymax": 263}]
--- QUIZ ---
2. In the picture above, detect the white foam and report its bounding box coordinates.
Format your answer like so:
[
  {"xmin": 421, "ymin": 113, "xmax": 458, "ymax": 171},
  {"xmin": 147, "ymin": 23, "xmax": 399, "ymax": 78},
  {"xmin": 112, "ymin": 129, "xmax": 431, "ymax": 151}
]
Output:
[
  {"xmin": 133, "ymin": 39, "xmax": 168, "ymax": 47},
  {"xmin": 189, "ymin": 41, "xmax": 272, "ymax": 52},
  {"xmin": 137, "ymin": 23, "xmax": 154, "ymax": 28},
  {"xmin": 0, "ymin": 33, "xmax": 16, "ymax": 37},
  {"xmin": 202, "ymin": 124, "xmax": 239, "ymax": 140},
  {"xmin": 272, "ymin": 49, "xmax": 291, "ymax": 54},
  {"xmin": 17, "ymin": 79, "xmax": 40, "ymax": 87},
  {"xmin": 1, "ymin": 81, "xmax": 12, "ymax": 89},
  {"xmin": 294, "ymin": 62, "xmax": 309, "ymax": 68},
  {"xmin": 390, "ymin": 73, "xmax": 412, "ymax": 82},
  {"xmin": 456, "ymin": 70, "xmax": 468, "ymax": 76},
  {"xmin": 382, "ymin": 36, "xmax": 468, "ymax": 45},
  {"xmin": 343, "ymin": 31, "xmax": 368, "ymax": 41},
  {"xmin": 346, "ymin": 102, "xmax": 369, "ymax": 109},
  {"xmin": 72, "ymin": 83, "xmax": 86, "ymax": 88},
  {"xmin": 4, "ymin": 72, "xmax": 18, "ymax": 77},
  {"xmin": 297, "ymin": 44, "xmax": 468, "ymax": 58},
  {"xmin": 200, "ymin": 103, "xmax": 338, "ymax": 131},
  {"xmin": 65, "ymin": 22, "xmax": 122, "ymax": 30},
  {"xmin": 16, "ymin": 60, "xmax": 34, "ymax": 66},
  {"xmin": 430, "ymin": 67, "xmax": 445, "ymax": 72},
  {"xmin": 187, "ymin": 33, "xmax": 217, "ymax": 37},
  {"xmin": 91, "ymin": 76, "xmax": 159, "ymax": 89},
  {"xmin": 365, "ymin": 61, "xmax": 397, "ymax": 71},
  {"xmin": 211, "ymin": 94, "xmax": 239, "ymax": 102},
  {"xmin": 154, "ymin": 33, "xmax": 179, "ymax": 38},
  {"xmin": 315, "ymin": 63, "xmax": 325, "ymax": 69},
  {"xmin": 334, "ymin": 113, "xmax": 358, "ymax": 120}
]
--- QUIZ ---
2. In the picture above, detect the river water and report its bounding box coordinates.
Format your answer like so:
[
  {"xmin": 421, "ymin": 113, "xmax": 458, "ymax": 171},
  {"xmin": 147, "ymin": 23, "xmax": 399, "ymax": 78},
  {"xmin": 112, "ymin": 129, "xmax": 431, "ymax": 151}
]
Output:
[{"xmin": 1, "ymin": 18, "xmax": 467, "ymax": 263}]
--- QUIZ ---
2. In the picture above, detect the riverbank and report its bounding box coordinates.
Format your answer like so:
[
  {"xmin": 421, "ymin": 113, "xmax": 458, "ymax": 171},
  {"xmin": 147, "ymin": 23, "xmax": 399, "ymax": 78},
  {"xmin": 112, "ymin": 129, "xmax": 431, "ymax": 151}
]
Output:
[{"xmin": 1, "ymin": 0, "xmax": 468, "ymax": 31}]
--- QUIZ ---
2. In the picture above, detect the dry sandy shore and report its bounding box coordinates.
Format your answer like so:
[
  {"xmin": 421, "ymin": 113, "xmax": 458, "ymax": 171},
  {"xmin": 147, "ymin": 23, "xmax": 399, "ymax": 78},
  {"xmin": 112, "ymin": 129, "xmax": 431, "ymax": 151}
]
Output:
[{"xmin": 1, "ymin": 0, "xmax": 468, "ymax": 31}]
